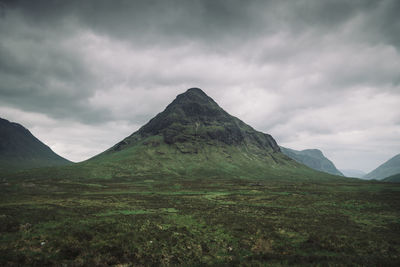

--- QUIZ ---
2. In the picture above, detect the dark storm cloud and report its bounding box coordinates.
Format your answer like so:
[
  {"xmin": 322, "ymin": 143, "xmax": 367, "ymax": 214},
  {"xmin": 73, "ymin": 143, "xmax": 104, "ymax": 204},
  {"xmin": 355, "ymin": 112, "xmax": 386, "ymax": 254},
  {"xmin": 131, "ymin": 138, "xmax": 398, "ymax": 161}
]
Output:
[
  {"xmin": 0, "ymin": 2, "xmax": 112, "ymax": 123},
  {"xmin": 3, "ymin": 0, "xmax": 398, "ymax": 48},
  {"xmin": 0, "ymin": 38, "xmax": 110, "ymax": 123},
  {"xmin": 2, "ymin": 0, "xmax": 257, "ymax": 44}
]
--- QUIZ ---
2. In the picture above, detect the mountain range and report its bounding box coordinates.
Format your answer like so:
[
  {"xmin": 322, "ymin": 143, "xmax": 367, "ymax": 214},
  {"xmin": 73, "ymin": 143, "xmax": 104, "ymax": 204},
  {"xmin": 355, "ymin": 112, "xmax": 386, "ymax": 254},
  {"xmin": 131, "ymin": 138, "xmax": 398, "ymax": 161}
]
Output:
[
  {"xmin": 3, "ymin": 88, "xmax": 394, "ymax": 183},
  {"xmin": 0, "ymin": 117, "xmax": 71, "ymax": 172},
  {"xmin": 1, "ymin": 88, "xmax": 341, "ymax": 182}
]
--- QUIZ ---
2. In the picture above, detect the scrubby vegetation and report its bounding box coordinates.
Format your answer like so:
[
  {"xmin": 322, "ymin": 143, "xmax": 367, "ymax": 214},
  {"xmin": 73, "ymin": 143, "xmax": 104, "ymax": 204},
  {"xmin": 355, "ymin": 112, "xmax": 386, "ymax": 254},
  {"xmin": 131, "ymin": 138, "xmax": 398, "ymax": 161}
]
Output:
[{"xmin": 1, "ymin": 175, "xmax": 399, "ymax": 266}]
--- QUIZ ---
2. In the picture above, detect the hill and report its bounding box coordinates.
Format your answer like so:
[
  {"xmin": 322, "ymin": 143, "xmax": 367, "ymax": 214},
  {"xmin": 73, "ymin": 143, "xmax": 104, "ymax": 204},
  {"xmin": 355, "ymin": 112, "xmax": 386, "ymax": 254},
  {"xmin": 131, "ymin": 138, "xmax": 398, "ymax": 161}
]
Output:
[
  {"xmin": 340, "ymin": 169, "xmax": 366, "ymax": 178},
  {"xmin": 383, "ymin": 173, "xmax": 400, "ymax": 182},
  {"xmin": 364, "ymin": 154, "xmax": 400, "ymax": 180},
  {"xmin": 280, "ymin": 147, "xmax": 343, "ymax": 176},
  {"xmin": 0, "ymin": 117, "xmax": 71, "ymax": 172}
]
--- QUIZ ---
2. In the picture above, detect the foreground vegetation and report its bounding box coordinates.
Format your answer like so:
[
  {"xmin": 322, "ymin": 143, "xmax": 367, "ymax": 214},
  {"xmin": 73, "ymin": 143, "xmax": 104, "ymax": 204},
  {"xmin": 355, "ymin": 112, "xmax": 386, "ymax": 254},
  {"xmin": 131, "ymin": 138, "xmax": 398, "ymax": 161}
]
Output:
[{"xmin": 1, "ymin": 175, "xmax": 400, "ymax": 266}]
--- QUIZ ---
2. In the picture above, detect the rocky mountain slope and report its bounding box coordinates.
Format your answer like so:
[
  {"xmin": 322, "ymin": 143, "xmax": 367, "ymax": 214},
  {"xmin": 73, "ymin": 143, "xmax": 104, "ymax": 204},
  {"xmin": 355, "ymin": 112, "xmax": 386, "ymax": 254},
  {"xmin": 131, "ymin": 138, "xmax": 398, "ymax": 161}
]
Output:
[{"xmin": 80, "ymin": 88, "xmax": 328, "ymax": 180}]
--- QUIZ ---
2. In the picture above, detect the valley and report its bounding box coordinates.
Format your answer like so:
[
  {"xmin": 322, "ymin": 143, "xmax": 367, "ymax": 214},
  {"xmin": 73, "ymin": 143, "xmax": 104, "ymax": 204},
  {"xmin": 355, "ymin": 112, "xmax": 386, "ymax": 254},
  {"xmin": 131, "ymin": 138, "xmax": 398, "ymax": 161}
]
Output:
[
  {"xmin": 1, "ymin": 88, "xmax": 399, "ymax": 266},
  {"xmin": 1, "ymin": 175, "xmax": 399, "ymax": 266}
]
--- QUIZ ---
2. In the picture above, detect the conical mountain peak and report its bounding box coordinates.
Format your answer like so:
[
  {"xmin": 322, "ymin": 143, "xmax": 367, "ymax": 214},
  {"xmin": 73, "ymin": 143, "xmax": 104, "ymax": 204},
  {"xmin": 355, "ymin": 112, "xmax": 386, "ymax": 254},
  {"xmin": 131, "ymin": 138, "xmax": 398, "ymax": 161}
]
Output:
[
  {"xmin": 181, "ymin": 87, "xmax": 209, "ymax": 98},
  {"xmin": 104, "ymin": 88, "xmax": 280, "ymax": 155},
  {"xmin": 137, "ymin": 88, "xmax": 231, "ymax": 138},
  {"xmin": 173, "ymin": 88, "xmax": 216, "ymax": 105},
  {"xmin": 162, "ymin": 87, "xmax": 225, "ymax": 118},
  {"xmin": 81, "ymin": 88, "xmax": 323, "ymax": 180}
]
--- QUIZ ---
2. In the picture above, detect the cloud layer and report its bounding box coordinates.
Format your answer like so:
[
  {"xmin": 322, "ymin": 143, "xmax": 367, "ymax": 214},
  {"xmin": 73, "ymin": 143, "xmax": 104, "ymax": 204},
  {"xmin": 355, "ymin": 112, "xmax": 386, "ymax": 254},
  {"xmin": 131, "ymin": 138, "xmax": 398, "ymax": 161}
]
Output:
[{"xmin": 1, "ymin": 0, "xmax": 399, "ymax": 172}]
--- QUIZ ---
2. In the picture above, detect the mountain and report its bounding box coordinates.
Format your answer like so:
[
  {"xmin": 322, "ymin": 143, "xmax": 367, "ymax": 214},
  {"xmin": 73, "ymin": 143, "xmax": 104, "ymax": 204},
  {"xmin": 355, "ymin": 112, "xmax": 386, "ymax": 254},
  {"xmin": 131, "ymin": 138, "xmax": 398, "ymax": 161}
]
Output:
[
  {"xmin": 6, "ymin": 88, "xmax": 343, "ymax": 182},
  {"xmin": 280, "ymin": 147, "xmax": 343, "ymax": 176},
  {"xmin": 340, "ymin": 169, "xmax": 366, "ymax": 178},
  {"xmin": 76, "ymin": 88, "xmax": 334, "ymax": 180},
  {"xmin": 364, "ymin": 154, "xmax": 400, "ymax": 180},
  {"xmin": 0, "ymin": 117, "xmax": 71, "ymax": 172},
  {"xmin": 382, "ymin": 173, "xmax": 400, "ymax": 182}
]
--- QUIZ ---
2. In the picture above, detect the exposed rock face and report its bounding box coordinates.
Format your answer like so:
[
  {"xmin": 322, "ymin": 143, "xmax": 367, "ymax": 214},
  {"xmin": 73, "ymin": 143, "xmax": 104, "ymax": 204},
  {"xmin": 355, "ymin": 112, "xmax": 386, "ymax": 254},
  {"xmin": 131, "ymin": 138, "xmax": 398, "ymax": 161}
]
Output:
[
  {"xmin": 0, "ymin": 118, "xmax": 71, "ymax": 171},
  {"xmin": 110, "ymin": 88, "xmax": 280, "ymax": 153}
]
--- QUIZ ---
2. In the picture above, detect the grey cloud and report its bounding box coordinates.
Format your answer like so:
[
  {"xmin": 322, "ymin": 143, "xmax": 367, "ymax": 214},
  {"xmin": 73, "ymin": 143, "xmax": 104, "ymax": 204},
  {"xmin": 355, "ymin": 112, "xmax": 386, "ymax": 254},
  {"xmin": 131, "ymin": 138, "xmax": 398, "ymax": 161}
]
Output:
[
  {"xmin": 3, "ymin": 0, "xmax": 398, "ymax": 49},
  {"xmin": 0, "ymin": 10, "xmax": 112, "ymax": 123},
  {"xmin": 2, "ymin": 0, "xmax": 257, "ymax": 45}
]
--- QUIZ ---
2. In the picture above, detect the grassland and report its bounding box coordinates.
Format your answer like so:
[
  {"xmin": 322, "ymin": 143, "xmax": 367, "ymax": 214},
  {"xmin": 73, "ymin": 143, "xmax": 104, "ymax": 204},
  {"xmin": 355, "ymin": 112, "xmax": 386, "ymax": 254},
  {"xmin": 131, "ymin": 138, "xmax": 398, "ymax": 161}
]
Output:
[{"xmin": 1, "ymin": 174, "xmax": 400, "ymax": 266}]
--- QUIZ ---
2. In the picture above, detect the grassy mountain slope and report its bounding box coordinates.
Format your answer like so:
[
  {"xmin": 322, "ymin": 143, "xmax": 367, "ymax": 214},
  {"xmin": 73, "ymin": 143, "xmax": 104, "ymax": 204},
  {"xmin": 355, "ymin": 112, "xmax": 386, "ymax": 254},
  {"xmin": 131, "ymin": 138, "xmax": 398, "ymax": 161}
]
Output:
[
  {"xmin": 280, "ymin": 146, "xmax": 343, "ymax": 176},
  {"xmin": 382, "ymin": 173, "xmax": 400, "ymax": 182},
  {"xmin": 364, "ymin": 154, "xmax": 400, "ymax": 180},
  {"xmin": 0, "ymin": 118, "xmax": 71, "ymax": 172}
]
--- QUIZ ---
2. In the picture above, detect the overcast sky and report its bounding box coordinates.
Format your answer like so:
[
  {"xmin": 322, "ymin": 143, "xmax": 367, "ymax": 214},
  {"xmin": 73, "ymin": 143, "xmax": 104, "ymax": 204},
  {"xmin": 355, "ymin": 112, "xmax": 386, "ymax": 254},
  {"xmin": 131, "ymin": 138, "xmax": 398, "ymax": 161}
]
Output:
[{"xmin": 1, "ymin": 0, "xmax": 399, "ymax": 172}]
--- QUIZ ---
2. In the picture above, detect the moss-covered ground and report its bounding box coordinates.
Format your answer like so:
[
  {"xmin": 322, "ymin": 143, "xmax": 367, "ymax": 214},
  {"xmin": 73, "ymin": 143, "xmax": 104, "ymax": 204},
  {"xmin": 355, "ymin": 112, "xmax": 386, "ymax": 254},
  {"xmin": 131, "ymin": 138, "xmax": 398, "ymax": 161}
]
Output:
[{"xmin": 1, "ymin": 175, "xmax": 400, "ymax": 266}]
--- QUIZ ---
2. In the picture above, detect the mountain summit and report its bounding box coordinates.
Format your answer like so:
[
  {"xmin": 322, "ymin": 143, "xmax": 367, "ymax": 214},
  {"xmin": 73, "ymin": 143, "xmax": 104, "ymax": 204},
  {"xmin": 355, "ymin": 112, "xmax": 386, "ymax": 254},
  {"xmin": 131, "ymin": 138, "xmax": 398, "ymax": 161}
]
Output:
[
  {"xmin": 108, "ymin": 88, "xmax": 279, "ymax": 154},
  {"xmin": 82, "ymin": 88, "xmax": 324, "ymax": 180}
]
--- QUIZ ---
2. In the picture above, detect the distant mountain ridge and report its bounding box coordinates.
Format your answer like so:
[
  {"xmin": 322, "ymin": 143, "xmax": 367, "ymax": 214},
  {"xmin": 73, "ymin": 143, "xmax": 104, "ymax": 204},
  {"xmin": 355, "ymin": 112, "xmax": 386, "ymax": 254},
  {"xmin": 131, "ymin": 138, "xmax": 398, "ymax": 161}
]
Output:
[
  {"xmin": 364, "ymin": 154, "xmax": 400, "ymax": 180},
  {"xmin": 280, "ymin": 147, "xmax": 343, "ymax": 176},
  {"xmin": 340, "ymin": 169, "xmax": 366, "ymax": 178},
  {"xmin": 0, "ymin": 117, "xmax": 71, "ymax": 171}
]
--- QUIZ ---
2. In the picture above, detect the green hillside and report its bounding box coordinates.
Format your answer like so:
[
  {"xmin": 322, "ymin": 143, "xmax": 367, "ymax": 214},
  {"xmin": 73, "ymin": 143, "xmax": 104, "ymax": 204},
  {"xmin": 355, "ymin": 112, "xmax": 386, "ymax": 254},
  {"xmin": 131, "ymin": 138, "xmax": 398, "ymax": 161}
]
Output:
[
  {"xmin": 383, "ymin": 173, "xmax": 400, "ymax": 182},
  {"xmin": 280, "ymin": 147, "xmax": 343, "ymax": 176},
  {"xmin": 0, "ymin": 118, "xmax": 71, "ymax": 172},
  {"xmin": 364, "ymin": 154, "xmax": 400, "ymax": 180}
]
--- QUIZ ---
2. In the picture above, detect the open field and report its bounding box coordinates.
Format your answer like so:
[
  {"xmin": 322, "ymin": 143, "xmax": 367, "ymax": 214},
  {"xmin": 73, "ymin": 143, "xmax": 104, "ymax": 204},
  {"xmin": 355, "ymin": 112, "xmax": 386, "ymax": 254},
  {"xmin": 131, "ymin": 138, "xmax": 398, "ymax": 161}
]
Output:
[{"xmin": 1, "ymin": 176, "xmax": 400, "ymax": 266}]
